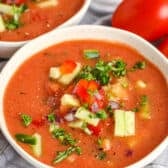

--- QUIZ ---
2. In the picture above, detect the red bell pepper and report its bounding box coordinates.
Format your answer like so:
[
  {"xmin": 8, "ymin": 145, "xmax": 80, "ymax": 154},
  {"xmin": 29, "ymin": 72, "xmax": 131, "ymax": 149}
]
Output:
[{"xmin": 60, "ymin": 60, "xmax": 77, "ymax": 74}]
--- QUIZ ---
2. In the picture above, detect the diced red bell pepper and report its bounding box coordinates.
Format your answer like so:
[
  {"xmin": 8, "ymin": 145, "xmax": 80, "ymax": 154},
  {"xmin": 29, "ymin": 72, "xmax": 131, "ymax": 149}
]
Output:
[
  {"xmin": 60, "ymin": 60, "xmax": 77, "ymax": 74},
  {"xmin": 88, "ymin": 122, "xmax": 103, "ymax": 136},
  {"xmin": 88, "ymin": 80, "xmax": 99, "ymax": 91},
  {"xmin": 32, "ymin": 118, "xmax": 45, "ymax": 127},
  {"xmin": 74, "ymin": 79, "xmax": 100, "ymax": 104}
]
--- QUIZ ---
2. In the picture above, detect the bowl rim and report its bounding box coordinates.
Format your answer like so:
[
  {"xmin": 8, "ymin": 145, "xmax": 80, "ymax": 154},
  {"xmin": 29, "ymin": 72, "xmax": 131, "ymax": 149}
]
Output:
[
  {"xmin": 0, "ymin": 0, "xmax": 91, "ymax": 46},
  {"xmin": 0, "ymin": 25, "xmax": 168, "ymax": 168}
]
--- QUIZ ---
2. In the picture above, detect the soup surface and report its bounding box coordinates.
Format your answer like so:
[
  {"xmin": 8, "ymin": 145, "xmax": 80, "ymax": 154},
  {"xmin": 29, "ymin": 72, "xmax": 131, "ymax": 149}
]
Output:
[
  {"xmin": 0, "ymin": 0, "xmax": 84, "ymax": 41},
  {"xmin": 4, "ymin": 40, "xmax": 168, "ymax": 168}
]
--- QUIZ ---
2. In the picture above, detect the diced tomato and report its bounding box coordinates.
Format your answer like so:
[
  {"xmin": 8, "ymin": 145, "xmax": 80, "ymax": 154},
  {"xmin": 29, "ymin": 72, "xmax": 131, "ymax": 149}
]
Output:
[
  {"xmin": 88, "ymin": 122, "xmax": 103, "ymax": 136},
  {"xmin": 6, "ymin": 0, "xmax": 26, "ymax": 5},
  {"xmin": 32, "ymin": 118, "xmax": 45, "ymax": 127},
  {"xmin": 74, "ymin": 79, "xmax": 90, "ymax": 102},
  {"xmin": 60, "ymin": 60, "xmax": 76, "ymax": 74},
  {"xmin": 88, "ymin": 80, "xmax": 99, "ymax": 91}
]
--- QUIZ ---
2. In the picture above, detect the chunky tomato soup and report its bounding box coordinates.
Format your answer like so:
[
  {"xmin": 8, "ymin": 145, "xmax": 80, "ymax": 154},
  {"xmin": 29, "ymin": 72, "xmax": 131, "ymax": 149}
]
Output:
[
  {"xmin": 0, "ymin": 0, "xmax": 84, "ymax": 41},
  {"xmin": 4, "ymin": 40, "xmax": 168, "ymax": 168}
]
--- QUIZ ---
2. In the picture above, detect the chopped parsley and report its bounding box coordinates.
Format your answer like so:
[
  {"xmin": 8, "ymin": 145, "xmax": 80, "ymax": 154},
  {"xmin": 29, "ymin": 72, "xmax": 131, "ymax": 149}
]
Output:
[
  {"xmin": 5, "ymin": 4, "xmax": 27, "ymax": 30},
  {"xmin": 47, "ymin": 113, "xmax": 56, "ymax": 123},
  {"xmin": 96, "ymin": 110, "xmax": 108, "ymax": 120},
  {"xmin": 21, "ymin": 114, "xmax": 32, "ymax": 127},
  {"xmin": 77, "ymin": 59, "xmax": 127, "ymax": 85},
  {"xmin": 140, "ymin": 95, "xmax": 148, "ymax": 106},
  {"xmin": 52, "ymin": 128, "xmax": 76, "ymax": 146},
  {"xmin": 53, "ymin": 146, "xmax": 82, "ymax": 163},
  {"xmin": 131, "ymin": 61, "xmax": 146, "ymax": 71},
  {"xmin": 110, "ymin": 60, "xmax": 127, "ymax": 77},
  {"xmin": 96, "ymin": 151, "xmax": 107, "ymax": 160}
]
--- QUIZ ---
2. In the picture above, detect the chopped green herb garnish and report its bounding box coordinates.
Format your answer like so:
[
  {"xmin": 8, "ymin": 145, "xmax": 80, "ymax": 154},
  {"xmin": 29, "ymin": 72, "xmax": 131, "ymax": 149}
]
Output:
[
  {"xmin": 47, "ymin": 113, "xmax": 56, "ymax": 123},
  {"xmin": 97, "ymin": 138, "xmax": 103, "ymax": 146},
  {"xmin": 52, "ymin": 128, "xmax": 76, "ymax": 146},
  {"xmin": 77, "ymin": 65, "xmax": 96, "ymax": 81},
  {"xmin": 96, "ymin": 151, "xmax": 106, "ymax": 160},
  {"xmin": 15, "ymin": 134, "xmax": 36, "ymax": 145},
  {"xmin": 21, "ymin": 114, "xmax": 32, "ymax": 127},
  {"xmin": 110, "ymin": 60, "xmax": 127, "ymax": 77},
  {"xmin": 131, "ymin": 61, "xmax": 146, "ymax": 71},
  {"xmin": 140, "ymin": 95, "xmax": 148, "ymax": 106},
  {"xmin": 53, "ymin": 146, "xmax": 82, "ymax": 163},
  {"xmin": 84, "ymin": 49, "xmax": 100, "ymax": 59},
  {"xmin": 77, "ymin": 59, "xmax": 127, "ymax": 85},
  {"xmin": 5, "ymin": 4, "xmax": 27, "ymax": 30},
  {"xmin": 96, "ymin": 110, "xmax": 108, "ymax": 120}
]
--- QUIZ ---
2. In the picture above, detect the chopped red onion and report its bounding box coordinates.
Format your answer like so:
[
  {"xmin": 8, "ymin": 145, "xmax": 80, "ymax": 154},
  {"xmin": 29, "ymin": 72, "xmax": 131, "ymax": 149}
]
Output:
[
  {"xmin": 108, "ymin": 101, "xmax": 120, "ymax": 110},
  {"xmin": 94, "ymin": 92, "xmax": 102, "ymax": 100},
  {"xmin": 91, "ymin": 102, "xmax": 99, "ymax": 112}
]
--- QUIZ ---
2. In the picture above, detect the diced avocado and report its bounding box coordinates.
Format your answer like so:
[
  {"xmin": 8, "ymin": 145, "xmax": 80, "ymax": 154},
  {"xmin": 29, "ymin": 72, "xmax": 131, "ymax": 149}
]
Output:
[
  {"xmin": 37, "ymin": 0, "xmax": 58, "ymax": 8},
  {"xmin": 68, "ymin": 120, "xmax": 92, "ymax": 135},
  {"xmin": 136, "ymin": 80, "xmax": 147, "ymax": 89},
  {"xmin": 114, "ymin": 110, "xmax": 135, "ymax": 137},
  {"xmin": 49, "ymin": 67, "xmax": 61, "ymax": 80},
  {"xmin": 0, "ymin": 15, "xmax": 6, "ymax": 32},
  {"xmin": 31, "ymin": 133, "xmax": 42, "ymax": 157},
  {"xmin": 59, "ymin": 63, "xmax": 81, "ymax": 85},
  {"xmin": 0, "ymin": 3, "xmax": 14, "ymax": 15},
  {"xmin": 75, "ymin": 107, "xmax": 100, "ymax": 127},
  {"xmin": 61, "ymin": 94, "xmax": 80, "ymax": 107}
]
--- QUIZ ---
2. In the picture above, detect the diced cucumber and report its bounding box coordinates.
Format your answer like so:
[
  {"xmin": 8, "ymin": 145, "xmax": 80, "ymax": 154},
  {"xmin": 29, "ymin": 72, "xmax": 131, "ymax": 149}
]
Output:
[
  {"xmin": 124, "ymin": 111, "xmax": 135, "ymax": 136},
  {"xmin": 0, "ymin": 3, "xmax": 14, "ymax": 15},
  {"xmin": 37, "ymin": 0, "xmax": 58, "ymax": 8},
  {"xmin": 75, "ymin": 107, "xmax": 100, "ymax": 127},
  {"xmin": 49, "ymin": 67, "xmax": 61, "ymax": 80},
  {"xmin": 59, "ymin": 63, "xmax": 81, "ymax": 85},
  {"xmin": 114, "ymin": 110, "xmax": 125, "ymax": 136},
  {"xmin": 136, "ymin": 80, "xmax": 147, "ymax": 89},
  {"xmin": 0, "ymin": 15, "xmax": 6, "ymax": 32},
  {"xmin": 68, "ymin": 120, "xmax": 92, "ymax": 135},
  {"xmin": 61, "ymin": 94, "xmax": 80, "ymax": 107},
  {"xmin": 114, "ymin": 110, "xmax": 135, "ymax": 137},
  {"xmin": 31, "ymin": 133, "xmax": 42, "ymax": 157}
]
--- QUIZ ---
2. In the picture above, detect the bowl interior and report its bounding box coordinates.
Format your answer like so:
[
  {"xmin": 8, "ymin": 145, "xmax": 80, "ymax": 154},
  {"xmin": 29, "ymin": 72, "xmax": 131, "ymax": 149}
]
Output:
[{"xmin": 0, "ymin": 25, "xmax": 167, "ymax": 168}]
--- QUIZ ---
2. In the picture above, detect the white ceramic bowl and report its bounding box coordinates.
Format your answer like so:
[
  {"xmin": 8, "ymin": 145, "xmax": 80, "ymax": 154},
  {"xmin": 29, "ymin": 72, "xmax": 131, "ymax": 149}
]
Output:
[
  {"xmin": 0, "ymin": 25, "xmax": 168, "ymax": 168},
  {"xmin": 0, "ymin": 0, "xmax": 91, "ymax": 58}
]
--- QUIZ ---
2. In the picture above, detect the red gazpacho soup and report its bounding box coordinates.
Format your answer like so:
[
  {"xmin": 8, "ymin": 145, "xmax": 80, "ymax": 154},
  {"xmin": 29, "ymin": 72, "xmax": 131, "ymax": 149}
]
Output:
[
  {"xmin": 4, "ymin": 40, "xmax": 168, "ymax": 168},
  {"xmin": 0, "ymin": 0, "xmax": 84, "ymax": 41}
]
